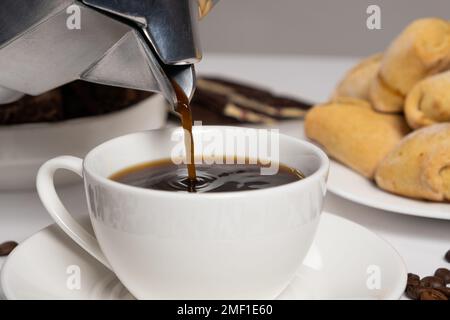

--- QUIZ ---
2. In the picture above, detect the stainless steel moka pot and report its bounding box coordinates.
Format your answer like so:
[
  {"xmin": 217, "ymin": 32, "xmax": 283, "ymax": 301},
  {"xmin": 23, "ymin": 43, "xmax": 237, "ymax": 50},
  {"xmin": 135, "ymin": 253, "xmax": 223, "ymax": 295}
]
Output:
[{"xmin": 0, "ymin": 0, "xmax": 218, "ymax": 107}]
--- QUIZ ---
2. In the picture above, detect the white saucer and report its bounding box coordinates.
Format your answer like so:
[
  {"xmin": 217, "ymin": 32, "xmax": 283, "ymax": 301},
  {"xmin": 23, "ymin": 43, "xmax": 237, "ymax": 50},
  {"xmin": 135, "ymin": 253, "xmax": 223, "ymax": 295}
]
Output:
[{"xmin": 1, "ymin": 212, "xmax": 406, "ymax": 300}]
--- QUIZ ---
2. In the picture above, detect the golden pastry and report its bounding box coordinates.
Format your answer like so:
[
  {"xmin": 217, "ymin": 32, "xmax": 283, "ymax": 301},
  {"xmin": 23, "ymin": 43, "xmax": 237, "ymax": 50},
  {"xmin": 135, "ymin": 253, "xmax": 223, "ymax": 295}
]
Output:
[
  {"xmin": 370, "ymin": 18, "xmax": 450, "ymax": 113},
  {"xmin": 198, "ymin": 0, "xmax": 213, "ymax": 19},
  {"xmin": 332, "ymin": 53, "xmax": 382, "ymax": 100},
  {"xmin": 304, "ymin": 98, "xmax": 410, "ymax": 178},
  {"xmin": 375, "ymin": 123, "xmax": 450, "ymax": 202},
  {"xmin": 405, "ymin": 71, "xmax": 450, "ymax": 129}
]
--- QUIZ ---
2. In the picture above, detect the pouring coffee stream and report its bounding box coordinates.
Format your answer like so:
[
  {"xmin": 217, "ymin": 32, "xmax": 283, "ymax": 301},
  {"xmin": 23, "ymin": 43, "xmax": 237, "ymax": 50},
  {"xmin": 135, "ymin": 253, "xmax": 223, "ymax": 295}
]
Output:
[{"xmin": 171, "ymin": 80, "xmax": 198, "ymax": 192}]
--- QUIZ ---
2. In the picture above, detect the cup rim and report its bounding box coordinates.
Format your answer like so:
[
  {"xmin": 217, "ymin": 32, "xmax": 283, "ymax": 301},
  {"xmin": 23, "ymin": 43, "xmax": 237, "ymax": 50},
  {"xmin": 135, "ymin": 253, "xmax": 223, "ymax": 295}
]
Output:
[{"xmin": 83, "ymin": 125, "xmax": 329, "ymax": 199}]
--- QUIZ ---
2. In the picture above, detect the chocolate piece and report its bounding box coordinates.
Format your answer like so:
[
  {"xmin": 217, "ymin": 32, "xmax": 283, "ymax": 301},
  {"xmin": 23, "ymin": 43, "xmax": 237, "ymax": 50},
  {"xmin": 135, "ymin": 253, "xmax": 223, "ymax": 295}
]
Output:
[
  {"xmin": 223, "ymin": 102, "xmax": 279, "ymax": 124},
  {"xmin": 191, "ymin": 89, "xmax": 284, "ymax": 124},
  {"xmin": 0, "ymin": 81, "xmax": 154, "ymax": 125},
  {"xmin": 61, "ymin": 81, "xmax": 153, "ymax": 119},
  {"xmin": 0, "ymin": 89, "xmax": 63, "ymax": 125},
  {"xmin": 199, "ymin": 77, "xmax": 311, "ymax": 118},
  {"xmin": 189, "ymin": 89, "xmax": 241, "ymax": 125},
  {"xmin": 190, "ymin": 76, "xmax": 312, "ymax": 124},
  {"xmin": 0, "ymin": 241, "xmax": 18, "ymax": 256},
  {"xmin": 200, "ymin": 77, "xmax": 274, "ymax": 100},
  {"xmin": 188, "ymin": 105, "xmax": 240, "ymax": 125},
  {"xmin": 445, "ymin": 250, "xmax": 450, "ymax": 263}
]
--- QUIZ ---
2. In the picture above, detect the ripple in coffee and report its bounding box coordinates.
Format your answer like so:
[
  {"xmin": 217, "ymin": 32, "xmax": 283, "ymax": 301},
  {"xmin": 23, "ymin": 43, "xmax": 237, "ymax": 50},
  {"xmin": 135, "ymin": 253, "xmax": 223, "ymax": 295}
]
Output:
[
  {"xmin": 110, "ymin": 158, "xmax": 305, "ymax": 193},
  {"xmin": 138, "ymin": 80, "xmax": 304, "ymax": 193}
]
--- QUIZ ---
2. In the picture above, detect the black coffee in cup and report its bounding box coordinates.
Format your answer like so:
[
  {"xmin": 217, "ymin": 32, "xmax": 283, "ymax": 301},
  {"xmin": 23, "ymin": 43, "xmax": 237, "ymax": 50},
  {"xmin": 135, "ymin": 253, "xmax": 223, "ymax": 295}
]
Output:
[{"xmin": 110, "ymin": 158, "xmax": 304, "ymax": 193}]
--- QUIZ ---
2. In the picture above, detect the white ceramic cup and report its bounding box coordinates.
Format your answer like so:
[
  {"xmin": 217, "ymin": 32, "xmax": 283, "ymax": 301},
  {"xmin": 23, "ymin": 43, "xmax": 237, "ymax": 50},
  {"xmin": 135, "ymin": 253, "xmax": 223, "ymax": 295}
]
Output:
[{"xmin": 37, "ymin": 126, "xmax": 329, "ymax": 299}]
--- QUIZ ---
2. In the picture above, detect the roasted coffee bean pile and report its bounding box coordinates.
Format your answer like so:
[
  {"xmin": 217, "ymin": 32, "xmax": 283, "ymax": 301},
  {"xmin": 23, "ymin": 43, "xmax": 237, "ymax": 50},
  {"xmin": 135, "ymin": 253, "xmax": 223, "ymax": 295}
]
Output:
[
  {"xmin": 0, "ymin": 241, "xmax": 18, "ymax": 256},
  {"xmin": 405, "ymin": 250, "xmax": 450, "ymax": 301}
]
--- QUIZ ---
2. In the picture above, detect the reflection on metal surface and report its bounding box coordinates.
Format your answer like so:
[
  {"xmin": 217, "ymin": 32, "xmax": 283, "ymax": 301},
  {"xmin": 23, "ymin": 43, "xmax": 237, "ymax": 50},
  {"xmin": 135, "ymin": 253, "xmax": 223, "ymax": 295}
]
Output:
[{"xmin": 0, "ymin": 0, "xmax": 218, "ymax": 106}]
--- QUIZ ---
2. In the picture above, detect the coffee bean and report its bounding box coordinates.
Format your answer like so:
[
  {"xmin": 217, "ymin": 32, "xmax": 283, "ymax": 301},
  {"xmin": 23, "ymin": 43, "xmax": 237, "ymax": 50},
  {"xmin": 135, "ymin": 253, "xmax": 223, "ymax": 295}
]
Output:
[
  {"xmin": 406, "ymin": 285, "xmax": 426, "ymax": 300},
  {"xmin": 419, "ymin": 289, "xmax": 448, "ymax": 300},
  {"xmin": 434, "ymin": 268, "xmax": 450, "ymax": 284},
  {"xmin": 407, "ymin": 273, "xmax": 420, "ymax": 286},
  {"xmin": 420, "ymin": 276, "xmax": 445, "ymax": 289},
  {"xmin": 0, "ymin": 241, "xmax": 18, "ymax": 256},
  {"xmin": 406, "ymin": 251, "xmax": 450, "ymax": 300},
  {"xmin": 435, "ymin": 286, "xmax": 450, "ymax": 299}
]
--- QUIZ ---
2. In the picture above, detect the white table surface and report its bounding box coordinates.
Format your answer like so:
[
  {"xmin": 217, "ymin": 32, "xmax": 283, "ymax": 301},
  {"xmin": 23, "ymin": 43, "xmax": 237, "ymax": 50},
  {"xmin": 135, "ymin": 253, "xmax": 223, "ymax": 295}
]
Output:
[{"xmin": 1, "ymin": 54, "xmax": 449, "ymax": 299}]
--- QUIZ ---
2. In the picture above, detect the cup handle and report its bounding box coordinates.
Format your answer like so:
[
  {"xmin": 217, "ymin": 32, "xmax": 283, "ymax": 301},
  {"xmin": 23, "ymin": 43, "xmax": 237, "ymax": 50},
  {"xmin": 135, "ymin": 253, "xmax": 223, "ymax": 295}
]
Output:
[{"xmin": 36, "ymin": 156, "xmax": 112, "ymax": 270}]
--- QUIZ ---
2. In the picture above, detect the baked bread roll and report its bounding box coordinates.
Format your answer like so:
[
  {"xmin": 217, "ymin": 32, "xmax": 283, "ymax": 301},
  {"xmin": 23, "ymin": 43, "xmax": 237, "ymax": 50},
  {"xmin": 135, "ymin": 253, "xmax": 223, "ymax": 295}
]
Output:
[
  {"xmin": 375, "ymin": 123, "xmax": 450, "ymax": 202},
  {"xmin": 405, "ymin": 71, "xmax": 450, "ymax": 129},
  {"xmin": 305, "ymin": 98, "xmax": 410, "ymax": 178},
  {"xmin": 370, "ymin": 18, "xmax": 450, "ymax": 113},
  {"xmin": 332, "ymin": 53, "xmax": 382, "ymax": 100}
]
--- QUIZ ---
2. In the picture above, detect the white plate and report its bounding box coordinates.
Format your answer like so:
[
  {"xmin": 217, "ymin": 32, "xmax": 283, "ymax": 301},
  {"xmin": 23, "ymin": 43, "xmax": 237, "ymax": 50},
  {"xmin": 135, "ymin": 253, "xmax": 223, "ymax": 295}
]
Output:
[
  {"xmin": 273, "ymin": 121, "xmax": 450, "ymax": 220},
  {"xmin": 0, "ymin": 95, "xmax": 167, "ymax": 191},
  {"xmin": 1, "ymin": 212, "xmax": 407, "ymax": 300},
  {"xmin": 328, "ymin": 161, "xmax": 450, "ymax": 220}
]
